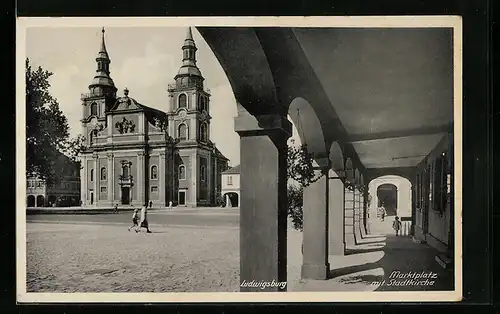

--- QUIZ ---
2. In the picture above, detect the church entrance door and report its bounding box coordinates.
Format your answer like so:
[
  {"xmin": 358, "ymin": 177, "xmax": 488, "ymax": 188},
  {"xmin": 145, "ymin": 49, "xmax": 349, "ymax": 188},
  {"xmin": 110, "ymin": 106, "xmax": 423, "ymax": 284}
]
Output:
[
  {"xmin": 121, "ymin": 187, "xmax": 130, "ymax": 205},
  {"xmin": 178, "ymin": 191, "xmax": 186, "ymax": 206}
]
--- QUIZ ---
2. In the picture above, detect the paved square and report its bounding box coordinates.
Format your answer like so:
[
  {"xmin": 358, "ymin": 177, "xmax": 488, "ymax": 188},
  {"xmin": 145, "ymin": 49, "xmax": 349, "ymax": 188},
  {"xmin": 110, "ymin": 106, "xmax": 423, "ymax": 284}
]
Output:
[
  {"xmin": 26, "ymin": 213, "xmax": 453, "ymax": 293},
  {"xmin": 27, "ymin": 223, "xmax": 240, "ymax": 292}
]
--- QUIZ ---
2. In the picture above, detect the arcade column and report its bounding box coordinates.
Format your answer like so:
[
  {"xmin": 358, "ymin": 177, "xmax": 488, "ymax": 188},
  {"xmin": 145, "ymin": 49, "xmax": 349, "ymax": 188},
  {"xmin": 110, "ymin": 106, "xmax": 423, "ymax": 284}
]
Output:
[
  {"xmin": 344, "ymin": 186, "xmax": 355, "ymax": 248},
  {"xmin": 328, "ymin": 170, "xmax": 345, "ymax": 255},
  {"xmin": 235, "ymin": 111, "xmax": 291, "ymax": 292},
  {"xmin": 302, "ymin": 158, "xmax": 330, "ymax": 280}
]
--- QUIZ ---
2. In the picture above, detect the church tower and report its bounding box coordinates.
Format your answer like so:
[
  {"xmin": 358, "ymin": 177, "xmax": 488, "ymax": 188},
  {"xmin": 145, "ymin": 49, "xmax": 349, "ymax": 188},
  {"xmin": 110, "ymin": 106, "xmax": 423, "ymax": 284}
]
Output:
[
  {"xmin": 81, "ymin": 28, "xmax": 118, "ymax": 146},
  {"xmin": 167, "ymin": 27, "xmax": 211, "ymax": 144}
]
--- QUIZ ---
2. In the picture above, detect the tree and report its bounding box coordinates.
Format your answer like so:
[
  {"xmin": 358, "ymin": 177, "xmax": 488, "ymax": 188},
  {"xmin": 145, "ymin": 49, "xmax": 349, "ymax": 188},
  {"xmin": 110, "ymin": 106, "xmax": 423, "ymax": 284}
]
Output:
[
  {"xmin": 286, "ymin": 143, "xmax": 320, "ymax": 231},
  {"xmin": 26, "ymin": 58, "xmax": 82, "ymax": 185},
  {"xmin": 287, "ymin": 184, "xmax": 304, "ymax": 231}
]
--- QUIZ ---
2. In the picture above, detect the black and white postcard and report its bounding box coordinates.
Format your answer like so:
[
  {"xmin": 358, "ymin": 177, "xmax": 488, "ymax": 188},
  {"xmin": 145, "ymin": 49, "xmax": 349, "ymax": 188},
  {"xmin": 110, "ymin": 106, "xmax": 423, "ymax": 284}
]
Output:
[{"xmin": 16, "ymin": 16, "xmax": 463, "ymax": 303}]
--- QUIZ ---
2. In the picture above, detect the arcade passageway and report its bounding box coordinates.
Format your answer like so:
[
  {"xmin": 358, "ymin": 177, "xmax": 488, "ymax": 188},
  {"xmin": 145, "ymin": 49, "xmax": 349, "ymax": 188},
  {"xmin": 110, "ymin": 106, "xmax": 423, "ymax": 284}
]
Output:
[
  {"xmin": 197, "ymin": 25, "xmax": 457, "ymax": 291},
  {"xmin": 287, "ymin": 216, "xmax": 454, "ymax": 292}
]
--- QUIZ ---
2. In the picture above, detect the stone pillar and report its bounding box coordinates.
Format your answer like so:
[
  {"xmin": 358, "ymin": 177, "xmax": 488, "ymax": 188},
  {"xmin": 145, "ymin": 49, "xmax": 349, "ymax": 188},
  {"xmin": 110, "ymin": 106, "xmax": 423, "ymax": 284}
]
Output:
[
  {"xmin": 107, "ymin": 153, "xmax": 113, "ymax": 205},
  {"xmin": 328, "ymin": 171, "xmax": 345, "ymax": 255},
  {"xmin": 207, "ymin": 153, "xmax": 212, "ymax": 205},
  {"xmin": 93, "ymin": 154, "xmax": 98, "ymax": 206},
  {"xmin": 302, "ymin": 158, "xmax": 330, "ymax": 280},
  {"xmin": 159, "ymin": 152, "xmax": 166, "ymax": 206},
  {"xmin": 234, "ymin": 112, "xmax": 291, "ymax": 292},
  {"xmin": 354, "ymin": 189, "xmax": 362, "ymax": 243},
  {"xmin": 190, "ymin": 152, "xmax": 198, "ymax": 206},
  {"xmin": 137, "ymin": 151, "xmax": 145, "ymax": 206},
  {"xmin": 214, "ymin": 158, "xmax": 218, "ymax": 205},
  {"xmin": 396, "ymin": 187, "xmax": 401, "ymax": 217},
  {"xmin": 344, "ymin": 187, "xmax": 355, "ymax": 247},
  {"xmin": 225, "ymin": 194, "xmax": 230, "ymax": 208},
  {"xmin": 372, "ymin": 185, "xmax": 379, "ymax": 213},
  {"xmin": 359, "ymin": 193, "xmax": 366, "ymax": 237},
  {"xmin": 81, "ymin": 156, "xmax": 87, "ymax": 206}
]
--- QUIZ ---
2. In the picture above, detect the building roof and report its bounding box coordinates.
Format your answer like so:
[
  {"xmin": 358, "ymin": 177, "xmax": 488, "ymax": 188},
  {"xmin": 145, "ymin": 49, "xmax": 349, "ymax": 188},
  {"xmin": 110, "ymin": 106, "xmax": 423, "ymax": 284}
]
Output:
[
  {"xmin": 211, "ymin": 145, "xmax": 229, "ymax": 161},
  {"xmin": 222, "ymin": 164, "xmax": 240, "ymax": 174},
  {"xmin": 109, "ymin": 90, "xmax": 166, "ymax": 119}
]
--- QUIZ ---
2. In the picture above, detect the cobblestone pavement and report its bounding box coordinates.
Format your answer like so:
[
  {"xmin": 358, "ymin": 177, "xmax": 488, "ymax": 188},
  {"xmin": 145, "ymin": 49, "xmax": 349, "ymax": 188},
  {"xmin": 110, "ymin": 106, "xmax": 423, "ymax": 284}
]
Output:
[
  {"xmin": 27, "ymin": 222, "xmax": 240, "ymax": 292},
  {"xmin": 26, "ymin": 210, "xmax": 453, "ymax": 293}
]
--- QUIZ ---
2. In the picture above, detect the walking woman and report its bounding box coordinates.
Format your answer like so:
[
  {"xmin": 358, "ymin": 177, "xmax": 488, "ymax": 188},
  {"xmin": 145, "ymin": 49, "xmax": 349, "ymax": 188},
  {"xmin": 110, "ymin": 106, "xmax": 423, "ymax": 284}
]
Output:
[
  {"xmin": 128, "ymin": 208, "xmax": 139, "ymax": 231},
  {"xmin": 136, "ymin": 205, "xmax": 152, "ymax": 233}
]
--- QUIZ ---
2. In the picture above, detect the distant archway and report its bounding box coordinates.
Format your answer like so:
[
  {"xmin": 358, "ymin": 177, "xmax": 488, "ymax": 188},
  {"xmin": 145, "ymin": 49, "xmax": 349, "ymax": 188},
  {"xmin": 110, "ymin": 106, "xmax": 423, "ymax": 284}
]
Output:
[
  {"xmin": 377, "ymin": 184, "xmax": 398, "ymax": 216},
  {"xmin": 223, "ymin": 192, "xmax": 239, "ymax": 208},
  {"xmin": 368, "ymin": 175, "xmax": 413, "ymax": 219},
  {"xmin": 36, "ymin": 195, "xmax": 45, "ymax": 207},
  {"xmin": 27, "ymin": 195, "xmax": 35, "ymax": 207}
]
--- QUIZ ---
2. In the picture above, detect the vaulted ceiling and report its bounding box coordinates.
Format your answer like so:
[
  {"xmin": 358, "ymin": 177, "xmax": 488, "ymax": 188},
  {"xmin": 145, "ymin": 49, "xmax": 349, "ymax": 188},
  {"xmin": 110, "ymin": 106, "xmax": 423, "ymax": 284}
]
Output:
[{"xmin": 292, "ymin": 27, "xmax": 454, "ymax": 169}]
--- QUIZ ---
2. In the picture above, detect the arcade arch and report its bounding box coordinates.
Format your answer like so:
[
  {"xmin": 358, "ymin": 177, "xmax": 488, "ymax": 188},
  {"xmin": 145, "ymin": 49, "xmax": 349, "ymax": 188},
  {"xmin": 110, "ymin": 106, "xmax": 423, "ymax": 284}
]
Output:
[{"xmin": 368, "ymin": 175, "xmax": 413, "ymax": 219}]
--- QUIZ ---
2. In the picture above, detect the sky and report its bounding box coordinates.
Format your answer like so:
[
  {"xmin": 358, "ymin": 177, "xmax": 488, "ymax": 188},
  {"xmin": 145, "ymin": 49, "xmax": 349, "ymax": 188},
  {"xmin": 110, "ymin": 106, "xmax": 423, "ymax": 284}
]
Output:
[{"xmin": 26, "ymin": 26, "xmax": 301, "ymax": 167}]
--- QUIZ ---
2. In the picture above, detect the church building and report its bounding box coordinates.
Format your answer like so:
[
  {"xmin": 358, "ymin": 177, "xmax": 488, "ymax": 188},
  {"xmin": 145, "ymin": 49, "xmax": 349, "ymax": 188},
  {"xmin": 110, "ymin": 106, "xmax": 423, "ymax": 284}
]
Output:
[{"xmin": 79, "ymin": 27, "xmax": 229, "ymax": 208}]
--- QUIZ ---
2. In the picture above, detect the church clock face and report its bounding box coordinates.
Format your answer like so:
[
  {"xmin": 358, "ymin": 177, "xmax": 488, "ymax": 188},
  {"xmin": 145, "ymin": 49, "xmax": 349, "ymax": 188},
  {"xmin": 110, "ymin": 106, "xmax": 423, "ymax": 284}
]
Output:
[{"xmin": 178, "ymin": 110, "xmax": 187, "ymax": 119}]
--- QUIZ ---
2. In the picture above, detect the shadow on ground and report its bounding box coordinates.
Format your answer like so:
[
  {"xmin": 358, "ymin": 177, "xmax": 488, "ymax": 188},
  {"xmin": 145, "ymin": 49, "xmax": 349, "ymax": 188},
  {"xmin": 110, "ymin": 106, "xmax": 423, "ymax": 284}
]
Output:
[{"xmin": 323, "ymin": 216, "xmax": 455, "ymax": 291}]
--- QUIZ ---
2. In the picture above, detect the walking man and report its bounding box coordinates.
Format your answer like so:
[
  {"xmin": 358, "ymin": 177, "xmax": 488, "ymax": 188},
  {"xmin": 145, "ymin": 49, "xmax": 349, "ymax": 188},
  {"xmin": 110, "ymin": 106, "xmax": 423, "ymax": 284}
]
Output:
[
  {"xmin": 136, "ymin": 205, "xmax": 152, "ymax": 233},
  {"xmin": 380, "ymin": 205, "xmax": 387, "ymax": 222},
  {"xmin": 393, "ymin": 216, "xmax": 402, "ymax": 236}
]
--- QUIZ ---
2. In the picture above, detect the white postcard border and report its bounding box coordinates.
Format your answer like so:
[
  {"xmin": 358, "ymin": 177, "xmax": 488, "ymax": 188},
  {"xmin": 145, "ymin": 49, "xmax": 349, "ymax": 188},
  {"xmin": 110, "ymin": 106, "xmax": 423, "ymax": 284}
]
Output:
[{"xmin": 16, "ymin": 15, "xmax": 463, "ymax": 303}]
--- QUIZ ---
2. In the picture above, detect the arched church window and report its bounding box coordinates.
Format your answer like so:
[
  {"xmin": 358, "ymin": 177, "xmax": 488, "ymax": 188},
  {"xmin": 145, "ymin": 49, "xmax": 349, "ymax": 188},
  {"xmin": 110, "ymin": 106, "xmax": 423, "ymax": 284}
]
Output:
[
  {"xmin": 123, "ymin": 165, "xmax": 129, "ymax": 177},
  {"xmin": 90, "ymin": 169, "xmax": 94, "ymax": 182},
  {"xmin": 200, "ymin": 165, "xmax": 206, "ymax": 182},
  {"xmin": 199, "ymin": 123, "xmax": 208, "ymax": 142},
  {"xmin": 151, "ymin": 165, "xmax": 158, "ymax": 180},
  {"xmin": 197, "ymin": 95, "xmax": 202, "ymax": 111},
  {"xmin": 201, "ymin": 96, "xmax": 206, "ymax": 112},
  {"xmin": 179, "ymin": 165, "xmax": 186, "ymax": 180},
  {"xmin": 100, "ymin": 167, "xmax": 106, "ymax": 181},
  {"xmin": 91, "ymin": 103, "xmax": 98, "ymax": 116},
  {"xmin": 178, "ymin": 123, "xmax": 188, "ymax": 140},
  {"xmin": 183, "ymin": 50, "xmax": 189, "ymax": 60},
  {"xmin": 178, "ymin": 94, "xmax": 187, "ymax": 108},
  {"xmin": 90, "ymin": 129, "xmax": 98, "ymax": 144}
]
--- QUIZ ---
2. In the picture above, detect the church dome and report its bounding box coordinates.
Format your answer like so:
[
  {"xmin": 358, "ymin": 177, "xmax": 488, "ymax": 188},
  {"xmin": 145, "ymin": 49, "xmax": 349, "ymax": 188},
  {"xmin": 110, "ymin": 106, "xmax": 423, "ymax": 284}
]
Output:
[
  {"xmin": 177, "ymin": 65, "xmax": 202, "ymax": 77},
  {"xmin": 96, "ymin": 51, "xmax": 110, "ymax": 60},
  {"xmin": 90, "ymin": 71, "xmax": 116, "ymax": 87}
]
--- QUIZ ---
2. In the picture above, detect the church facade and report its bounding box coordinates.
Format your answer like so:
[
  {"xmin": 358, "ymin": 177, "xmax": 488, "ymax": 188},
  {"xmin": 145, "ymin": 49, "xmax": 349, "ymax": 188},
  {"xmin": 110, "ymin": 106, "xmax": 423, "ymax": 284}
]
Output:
[{"xmin": 79, "ymin": 27, "xmax": 229, "ymax": 208}]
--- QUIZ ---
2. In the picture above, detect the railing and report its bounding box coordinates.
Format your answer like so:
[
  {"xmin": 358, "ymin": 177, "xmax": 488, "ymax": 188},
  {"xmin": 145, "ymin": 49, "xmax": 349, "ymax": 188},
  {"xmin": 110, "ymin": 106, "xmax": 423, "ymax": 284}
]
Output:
[
  {"xmin": 167, "ymin": 83, "xmax": 211, "ymax": 94},
  {"xmin": 400, "ymin": 216, "xmax": 412, "ymax": 236},
  {"xmin": 81, "ymin": 90, "xmax": 106, "ymax": 100}
]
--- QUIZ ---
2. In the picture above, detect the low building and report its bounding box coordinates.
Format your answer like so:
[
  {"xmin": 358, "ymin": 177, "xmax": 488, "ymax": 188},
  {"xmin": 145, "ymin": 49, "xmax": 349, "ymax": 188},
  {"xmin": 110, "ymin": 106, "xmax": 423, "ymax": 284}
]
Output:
[
  {"xmin": 26, "ymin": 153, "xmax": 81, "ymax": 207},
  {"xmin": 221, "ymin": 165, "xmax": 240, "ymax": 208}
]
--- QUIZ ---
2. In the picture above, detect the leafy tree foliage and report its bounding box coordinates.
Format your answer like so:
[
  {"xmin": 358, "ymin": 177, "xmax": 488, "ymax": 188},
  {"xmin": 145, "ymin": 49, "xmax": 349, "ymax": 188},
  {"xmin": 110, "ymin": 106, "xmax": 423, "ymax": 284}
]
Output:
[
  {"xmin": 287, "ymin": 144, "xmax": 322, "ymax": 187},
  {"xmin": 26, "ymin": 58, "xmax": 83, "ymax": 185},
  {"xmin": 286, "ymin": 143, "xmax": 320, "ymax": 231},
  {"xmin": 287, "ymin": 184, "xmax": 304, "ymax": 231}
]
